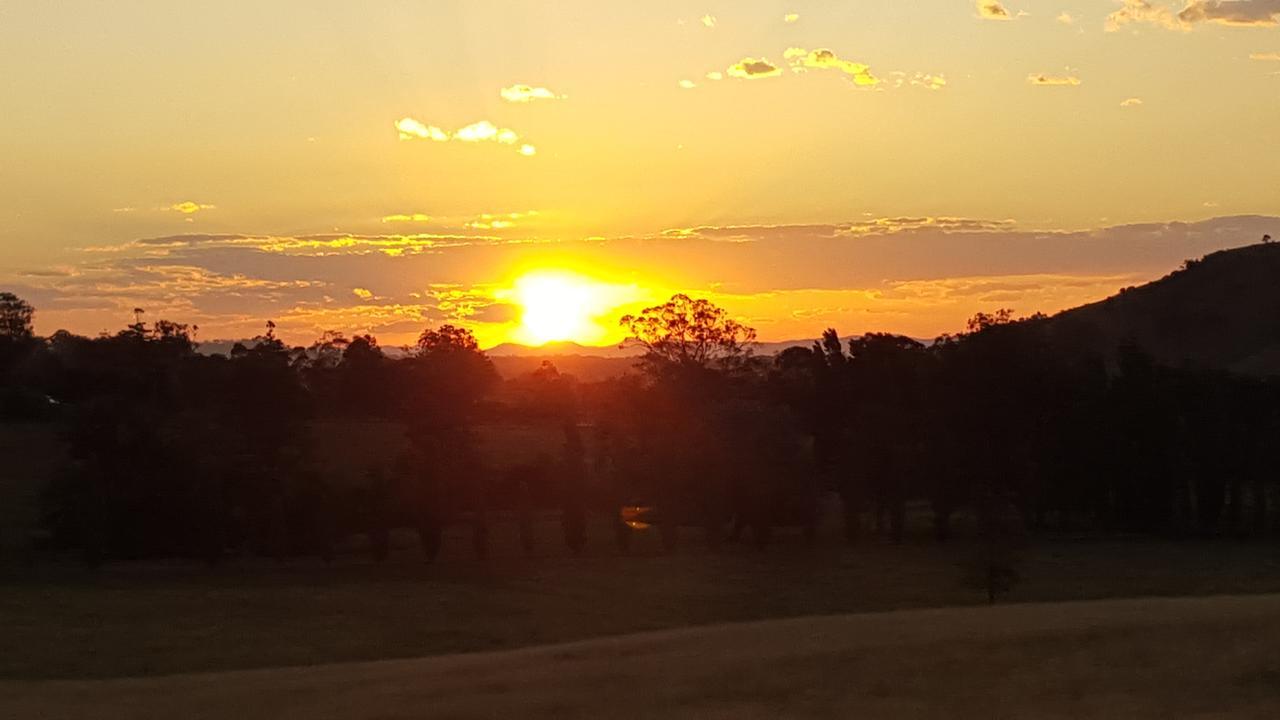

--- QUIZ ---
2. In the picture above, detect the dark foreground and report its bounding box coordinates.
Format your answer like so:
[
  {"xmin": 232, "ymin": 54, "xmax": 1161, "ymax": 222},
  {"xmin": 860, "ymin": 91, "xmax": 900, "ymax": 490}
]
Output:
[
  {"xmin": 5, "ymin": 594, "xmax": 1280, "ymax": 719},
  {"xmin": 5, "ymin": 517, "xmax": 1280, "ymax": 681}
]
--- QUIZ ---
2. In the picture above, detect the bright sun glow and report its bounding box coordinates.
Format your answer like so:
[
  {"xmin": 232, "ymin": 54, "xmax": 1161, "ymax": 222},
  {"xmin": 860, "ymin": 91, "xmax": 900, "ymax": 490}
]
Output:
[{"xmin": 512, "ymin": 270, "xmax": 609, "ymax": 345}]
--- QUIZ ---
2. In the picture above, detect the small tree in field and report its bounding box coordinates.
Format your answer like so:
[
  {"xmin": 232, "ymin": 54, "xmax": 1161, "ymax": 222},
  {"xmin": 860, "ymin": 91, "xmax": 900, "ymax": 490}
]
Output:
[
  {"xmin": 964, "ymin": 491, "xmax": 1028, "ymax": 603},
  {"xmin": 619, "ymin": 294, "xmax": 756, "ymax": 375}
]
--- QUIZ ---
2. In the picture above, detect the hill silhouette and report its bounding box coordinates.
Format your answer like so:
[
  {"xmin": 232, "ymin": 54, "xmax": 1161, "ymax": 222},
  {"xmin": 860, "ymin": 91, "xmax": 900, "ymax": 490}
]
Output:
[{"xmin": 1050, "ymin": 239, "xmax": 1280, "ymax": 375}]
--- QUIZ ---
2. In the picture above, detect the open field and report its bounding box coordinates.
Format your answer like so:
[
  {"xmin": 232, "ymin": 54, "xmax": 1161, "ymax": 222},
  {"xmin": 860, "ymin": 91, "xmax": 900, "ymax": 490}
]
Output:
[
  {"xmin": 5, "ymin": 522, "xmax": 1280, "ymax": 681},
  {"xmin": 5, "ymin": 593, "xmax": 1280, "ymax": 719}
]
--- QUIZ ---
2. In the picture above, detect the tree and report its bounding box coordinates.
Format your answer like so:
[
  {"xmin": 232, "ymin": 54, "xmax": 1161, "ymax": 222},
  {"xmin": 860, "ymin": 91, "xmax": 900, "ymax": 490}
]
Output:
[
  {"xmin": 0, "ymin": 292, "xmax": 34, "ymax": 340},
  {"xmin": 620, "ymin": 294, "xmax": 756, "ymax": 374}
]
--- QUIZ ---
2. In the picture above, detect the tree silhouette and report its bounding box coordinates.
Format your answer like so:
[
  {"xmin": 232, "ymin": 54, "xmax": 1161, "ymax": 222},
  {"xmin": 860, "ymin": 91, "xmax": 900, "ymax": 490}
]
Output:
[
  {"xmin": 0, "ymin": 292, "xmax": 35, "ymax": 340},
  {"xmin": 620, "ymin": 294, "xmax": 757, "ymax": 374}
]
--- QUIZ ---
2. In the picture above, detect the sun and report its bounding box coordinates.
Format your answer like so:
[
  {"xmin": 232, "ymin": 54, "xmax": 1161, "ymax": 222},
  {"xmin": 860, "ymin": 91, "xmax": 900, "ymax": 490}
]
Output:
[{"xmin": 512, "ymin": 270, "xmax": 606, "ymax": 345}]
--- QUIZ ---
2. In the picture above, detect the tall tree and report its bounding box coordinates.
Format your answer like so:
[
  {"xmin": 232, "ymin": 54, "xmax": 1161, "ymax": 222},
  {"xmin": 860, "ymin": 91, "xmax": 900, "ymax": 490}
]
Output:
[{"xmin": 0, "ymin": 292, "xmax": 34, "ymax": 340}]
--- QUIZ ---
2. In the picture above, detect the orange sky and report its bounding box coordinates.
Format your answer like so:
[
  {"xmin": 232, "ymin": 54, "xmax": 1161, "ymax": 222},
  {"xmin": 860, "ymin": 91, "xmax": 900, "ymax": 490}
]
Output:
[{"xmin": 1, "ymin": 2, "xmax": 1278, "ymax": 347}]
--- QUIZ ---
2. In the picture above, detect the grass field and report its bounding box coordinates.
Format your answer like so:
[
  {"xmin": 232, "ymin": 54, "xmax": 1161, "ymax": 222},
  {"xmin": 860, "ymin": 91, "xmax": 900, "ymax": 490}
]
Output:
[
  {"xmin": 5, "ymin": 593, "xmax": 1280, "ymax": 718},
  {"xmin": 5, "ymin": 514, "xmax": 1280, "ymax": 681}
]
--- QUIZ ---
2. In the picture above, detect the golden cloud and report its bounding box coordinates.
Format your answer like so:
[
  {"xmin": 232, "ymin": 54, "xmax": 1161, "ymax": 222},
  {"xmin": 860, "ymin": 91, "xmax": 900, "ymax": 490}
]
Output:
[
  {"xmin": 1028, "ymin": 72, "xmax": 1082, "ymax": 86},
  {"xmin": 381, "ymin": 213, "xmax": 432, "ymax": 223},
  {"xmin": 784, "ymin": 48, "xmax": 880, "ymax": 86},
  {"xmin": 352, "ymin": 287, "xmax": 374, "ymax": 300},
  {"xmin": 1251, "ymin": 51, "xmax": 1280, "ymax": 60},
  {"xmin": 170, "ymin": 201, "xmax": 216, "ymax": 214},
  {"xmin": 1057, "ymin": 11, "xmax": 1076, "ymax": 23},
  {"xmin": 1120, "ymin": 97, "xmax": 1144, "ymax": 107},
  {"xmin": 727, "ymin": 57, "xmax": 782, "ymax": 79},
  {"xmin": 783, "ymin": 13, "xmax": 800, "ymax": 23},
  {"xmin": 977, "ymin": 1, "xmax": 1013, "ymax": 20},
  {"xmin": 499, "ymin": 84, "xmax": 564, "ymax": 103}
]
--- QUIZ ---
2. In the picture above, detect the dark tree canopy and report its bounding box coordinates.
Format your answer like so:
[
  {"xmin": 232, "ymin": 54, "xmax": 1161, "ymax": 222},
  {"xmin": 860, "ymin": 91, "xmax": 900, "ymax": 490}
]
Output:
[{"xmin": 0, "ymin": 292, "xmax": 35, "ymax": 340}]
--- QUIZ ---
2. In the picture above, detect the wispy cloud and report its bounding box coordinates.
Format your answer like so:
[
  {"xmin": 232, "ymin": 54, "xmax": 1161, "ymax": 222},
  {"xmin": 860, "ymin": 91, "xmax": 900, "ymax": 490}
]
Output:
[
  {"xmin": 1105, "ymin": 0, "xmax": 1186, "ymax": 31},
  {"xmin": 352, "ymin": 287, "xmax": 374, "ymax": 300},
  {"xmin": 1251, "ymin": 51, "xmax": 1280, "ymax": 60},
  {"xmin": 1028, "ymin": 72, "xmax": 1082, "ymax": 86},
  {"xmin": 1121, "ymin": 97, "xmax": 1144, "ymax": 107},
  {"xmin": 1057, "ymin": 11, "xmax": 1077, "ymax": 24},
  {"xmin": 381, "ymin": 213, "xmax": 432, "ymax": 223},
  {"xmin": 395, "ymin": 118, "xmax": 535, "ymax": 156},
  {"xmin": 701, "ymin": 14, "xmax": 717, "ymax": 27},
  {"xmin": 977, "ymin": 1, "xmax": 1013, "ymax": 20},
  {"xmin": 170, "ymin": 201, "xmax": 216, "ymax": 215},
  {"xmin": 783, "ymin": 13, "xmax": 800, "ymax": 23},
  {"xmin": 499, "ymin": 84, "xmax": 564, "ymax": 103},
  {"xmin": 464, "ymin": 211, "xmax": 539, "ymax": 230}
]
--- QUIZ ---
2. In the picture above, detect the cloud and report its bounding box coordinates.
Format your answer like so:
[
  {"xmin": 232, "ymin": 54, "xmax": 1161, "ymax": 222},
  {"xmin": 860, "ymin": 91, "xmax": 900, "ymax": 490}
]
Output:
[
  {"xmin": 1178, "ymin": 0, "xmax": 1280, "ymax": 26},
  {"xmin": 170, "ymin": 201, "xmax": 216, "ymax": 214},
  {"xmin": 784, "ymin": 48, "xmax": 880, "ymax": 86},
  {"xmin": 784, "ymin": 13, "xmax": 800, "ymax": 23},
  {"xmin": 1027, "ymin": 72, "xmax": 1082, "ymax": 86},
  {"xmin": 381, "ymin": 213, "xmax": 432, "ymax": 223},
  {"xmin": 705, "ymin": 71, "xmax": 724, "ymax": 81},
  {"xmin": 977, "ymin": 1, "xmax": 1013, "ymax": 20},
  {"xmin": 1251, "ymin": 51, "xmax": 1280, "ymax": 60},
  {"xmin": 727, "ymin": 57, "xmax": 782, "ymax": 79},
  {"xmin": 1107, "ymin": 0, "xmax": 1280, "ymax": 31},
  {"xmin": 678, "ymin": 79, "xmax": 697, "ymax": 89},
  {"xmin": 395, "ymin": 117, "xmax": 534, "ymax": 156},
  {"xmin": 701, "ymin": 14, "xmax": 716, "ymax": 27},
  {"xmin": 464, "ymin": 210, "xmax": 539, "ymax": 230},
  {"xmin": 352, "ymin": 287, "xmax": 374, "ymax": 300},
  {"xmin": 394, "ymin": 118, "xmax": 449, "ymax": 141},
  {"xmin": 1120, "ymin": 97, "xmax": 1144, "ymax": 107},
  {"xmin": 909, "ymin": 73, "xmax": 947, "ymax": 90},
  {"xmin": 499, "ymin": 84, "xmax": 564, "ymax": 103},
  {"xmin": 1057, "ymin": 11, "xmax": 1076, "ymax": 24},
  {"xmin": 1105, "ymin": 0, "xmax": 1187, "ymax": 31}
]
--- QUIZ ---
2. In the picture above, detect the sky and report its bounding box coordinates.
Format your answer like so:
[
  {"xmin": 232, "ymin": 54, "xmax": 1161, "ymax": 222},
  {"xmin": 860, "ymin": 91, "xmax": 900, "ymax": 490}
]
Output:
[{"xmin": 1, "ymin": 1, "xmax": 1278, "ymax": 348}]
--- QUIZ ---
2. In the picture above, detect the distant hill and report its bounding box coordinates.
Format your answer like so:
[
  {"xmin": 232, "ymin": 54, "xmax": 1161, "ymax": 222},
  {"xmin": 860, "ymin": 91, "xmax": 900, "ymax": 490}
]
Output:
[{"xmin": 1049, "ymin": 240, "xmax": 1280, "ymax": 376}]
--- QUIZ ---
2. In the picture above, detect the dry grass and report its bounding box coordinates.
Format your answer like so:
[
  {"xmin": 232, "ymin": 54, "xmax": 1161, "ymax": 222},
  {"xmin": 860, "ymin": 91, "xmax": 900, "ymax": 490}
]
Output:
[
  {"xmin": 4, "ymin": 516, "xmax": 1280, "ymax": 681},
  {"xmin": 4, "ymin": 594, "xmax": 1280, "ymax": 719}
]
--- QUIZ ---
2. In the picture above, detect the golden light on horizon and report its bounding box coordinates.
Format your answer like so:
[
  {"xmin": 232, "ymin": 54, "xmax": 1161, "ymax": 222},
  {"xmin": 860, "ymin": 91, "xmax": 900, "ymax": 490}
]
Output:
[{"xmin": 501, "ymin": 270, "xmax": 622, "ymax": 346}]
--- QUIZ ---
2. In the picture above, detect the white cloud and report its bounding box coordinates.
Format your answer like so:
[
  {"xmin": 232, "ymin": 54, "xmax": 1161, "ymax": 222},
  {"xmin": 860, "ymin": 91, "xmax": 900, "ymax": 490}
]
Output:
[
  {"xmin": 701, "ymin": 14, "xmax": 716, "ymax": 27},
  {"xmin": 395, "ymin": 117, "xmax": 533, "ymax": 156},
  {"xmin": 499, "ymin": 84, "xmax": 564, "ymax": 103},
  {"xmin": 784, "ymin": 13, "xmax": 800, "ymax": 23},
  {"xmin": 1120, "ymin": 97, "xmax": 1144, "ymax": 107}
]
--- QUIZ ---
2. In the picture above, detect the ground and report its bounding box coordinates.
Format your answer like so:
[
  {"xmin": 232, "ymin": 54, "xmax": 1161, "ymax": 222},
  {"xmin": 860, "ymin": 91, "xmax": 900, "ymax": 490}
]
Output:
[
  {"xmin": 4, "ymin": 515, "xmax": 1280, "ymax": 680},
  {"xmin": 5, "ymin": 593, "xmax": 1280, "ymax": 718}
]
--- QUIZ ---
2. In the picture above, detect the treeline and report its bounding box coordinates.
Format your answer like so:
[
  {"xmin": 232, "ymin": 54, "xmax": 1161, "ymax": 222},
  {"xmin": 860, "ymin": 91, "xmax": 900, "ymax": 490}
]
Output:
[{"xmin": 1, "ymin": 290, "xmax": 1279, "ymax": 568}]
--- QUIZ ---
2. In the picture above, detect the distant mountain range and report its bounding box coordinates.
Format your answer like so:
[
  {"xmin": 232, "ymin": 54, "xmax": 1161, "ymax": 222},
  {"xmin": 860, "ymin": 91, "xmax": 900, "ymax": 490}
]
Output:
[{"xmin": 196, "ymin": 237, "xmax": 1280, "ymax": 380}]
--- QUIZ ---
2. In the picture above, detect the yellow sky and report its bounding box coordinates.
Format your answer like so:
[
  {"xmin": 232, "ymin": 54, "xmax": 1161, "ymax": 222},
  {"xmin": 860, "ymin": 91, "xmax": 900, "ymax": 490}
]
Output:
[{"xmin": 1, "ymin": 2, "xmax": 1278, "ymax": 347}]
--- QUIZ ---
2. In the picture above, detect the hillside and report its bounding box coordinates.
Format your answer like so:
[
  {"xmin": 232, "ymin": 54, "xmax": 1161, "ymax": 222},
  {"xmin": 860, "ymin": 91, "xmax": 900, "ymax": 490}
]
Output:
[{"xmin": 1050, "ymin": 240, "xmax": 1280, "ymax": 375}]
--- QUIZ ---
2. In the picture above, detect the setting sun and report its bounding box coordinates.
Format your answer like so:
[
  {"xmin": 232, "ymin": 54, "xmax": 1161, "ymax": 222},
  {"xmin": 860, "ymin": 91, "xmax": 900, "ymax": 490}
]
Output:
[{"xmin": 512, "ymin": 270, "xmax": 641, "ymax": 346}]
